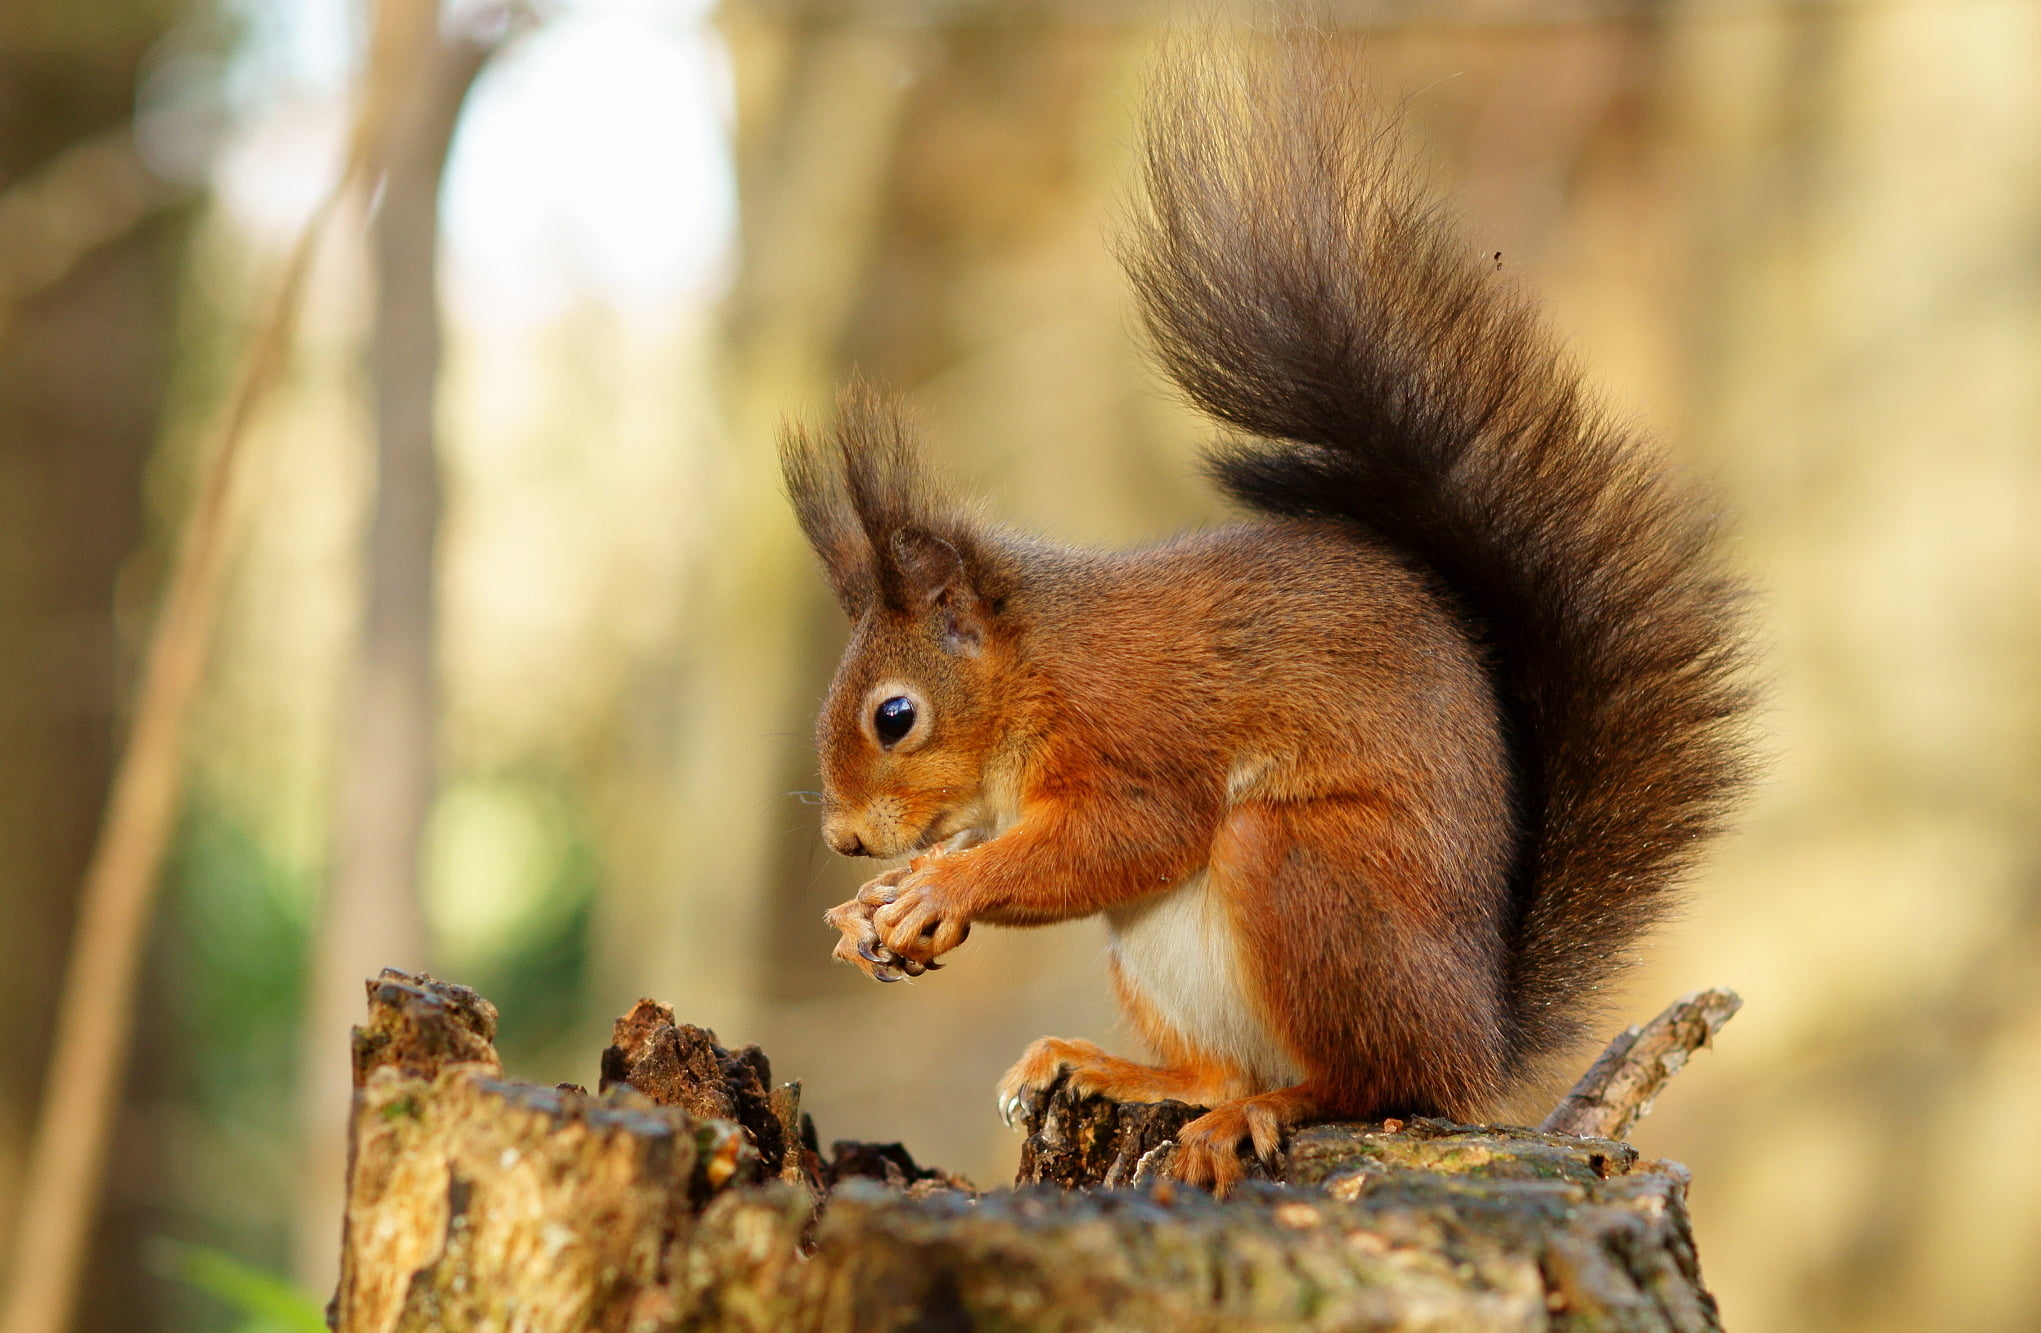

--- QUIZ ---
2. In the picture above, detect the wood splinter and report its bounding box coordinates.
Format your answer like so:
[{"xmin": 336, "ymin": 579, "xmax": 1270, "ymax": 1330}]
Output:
[{"xmin": 1540, "ymin": 987, "xmax": 1744, "ymax": 1140}]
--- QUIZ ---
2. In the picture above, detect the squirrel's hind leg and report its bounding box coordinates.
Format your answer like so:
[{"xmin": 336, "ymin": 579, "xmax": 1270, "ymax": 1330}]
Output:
[
  {"xmin": 997, "ymin": 953, "xmax": 1266, "ymax": 1126},
  {"xmin": 994, "ymin": 1036, "xmax": 1247, "ymax": 1128}
]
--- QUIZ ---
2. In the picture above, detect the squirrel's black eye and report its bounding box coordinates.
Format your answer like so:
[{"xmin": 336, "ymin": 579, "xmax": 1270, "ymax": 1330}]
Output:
[{"xmin": 873, "ymin": 696, "xmax": 916, "ymax": 747}]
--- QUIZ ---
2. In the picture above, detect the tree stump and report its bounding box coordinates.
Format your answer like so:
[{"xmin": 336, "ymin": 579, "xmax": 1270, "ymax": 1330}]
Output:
[{"xmin": 333, "ymin": 970, "xmax": 1732, "ymax": 1331}]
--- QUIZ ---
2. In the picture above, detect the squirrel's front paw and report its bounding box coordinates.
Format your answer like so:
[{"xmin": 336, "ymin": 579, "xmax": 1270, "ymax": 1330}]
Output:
[
  {"xmin": 824, "ymin": 897, "xmax": 907, "ymax": 982},
  {"xmin": 825, "ymin": 867, "xmax": 949, "ymax": 982},
  {"xmin": 868, "ymin": 869, "xmax": 972, "ymax": 968}
]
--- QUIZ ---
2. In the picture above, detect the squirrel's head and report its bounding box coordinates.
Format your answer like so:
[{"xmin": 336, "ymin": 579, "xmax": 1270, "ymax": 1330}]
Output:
[{"xmin": 783, "ymin": 386, "xmax": 1023, "ymax": 860}]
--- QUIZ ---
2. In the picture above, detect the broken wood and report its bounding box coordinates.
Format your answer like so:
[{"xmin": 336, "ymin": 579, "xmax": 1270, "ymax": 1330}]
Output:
[
  {"xmin": 1540, "ymin": 988, "xmax": 1744, "ymax": 1140},
  {"xmin": 335, "ymin": 970, "xmax": 1735, "ymax": 1331}
]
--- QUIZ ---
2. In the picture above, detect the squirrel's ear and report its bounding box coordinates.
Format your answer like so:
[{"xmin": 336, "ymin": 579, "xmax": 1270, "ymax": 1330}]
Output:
[{"xmin": 890, "ymin": 527, "xmax": 989, "ymax": 654}]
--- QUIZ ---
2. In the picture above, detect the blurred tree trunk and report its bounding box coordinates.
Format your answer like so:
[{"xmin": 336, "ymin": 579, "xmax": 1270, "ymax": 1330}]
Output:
[
  {"xmin": 0, "ymin": 3, "xmax": 197, "ymax": 1328},
  {"xmin": 298, "ymin": 0, "xmax": 500, "ymax": 1291}
]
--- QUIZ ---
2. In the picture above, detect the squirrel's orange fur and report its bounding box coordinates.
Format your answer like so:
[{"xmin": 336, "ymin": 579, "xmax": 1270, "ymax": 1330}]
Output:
[{"xmin": 784, "ymin": 38, "xmax": 1755, "ymax": 1193}]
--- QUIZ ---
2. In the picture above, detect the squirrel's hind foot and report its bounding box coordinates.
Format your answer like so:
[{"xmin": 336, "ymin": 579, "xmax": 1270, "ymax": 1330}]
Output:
[{"xmin": 1167, "ymin": 1084, "xmax": 1324, "ymax": 1197}]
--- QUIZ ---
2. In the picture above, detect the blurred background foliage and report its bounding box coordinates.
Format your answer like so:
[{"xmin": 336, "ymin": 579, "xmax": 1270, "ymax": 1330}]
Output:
[{"xmin": 0, "ymin": 0, "xmax": 2037, "ymax": 1330}]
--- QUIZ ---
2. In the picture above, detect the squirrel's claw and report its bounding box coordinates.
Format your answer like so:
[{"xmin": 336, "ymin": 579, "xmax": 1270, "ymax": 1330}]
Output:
[
  {"xmin": 993, "ymin": 1039, "xmax": 1075, "ymax": 1132},
  {"xmin": 827, "ymin": 897, "xmax": 917, "ymax": 983}
]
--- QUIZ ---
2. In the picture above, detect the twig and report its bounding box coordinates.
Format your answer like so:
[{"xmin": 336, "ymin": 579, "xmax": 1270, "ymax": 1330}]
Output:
[
  {"xmin": 1539, "ymin": 988, "xmax": 1743, "ymax": 1140},
  {"xmin": 0, "ymin": 96, "xmax": 375, "ymax": 1333}
]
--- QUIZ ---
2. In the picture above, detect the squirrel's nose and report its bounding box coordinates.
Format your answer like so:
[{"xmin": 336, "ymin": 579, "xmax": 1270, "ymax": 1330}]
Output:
[{"xmin": 825, "ymin": 827, "xmax": 871, "ymax": 857}]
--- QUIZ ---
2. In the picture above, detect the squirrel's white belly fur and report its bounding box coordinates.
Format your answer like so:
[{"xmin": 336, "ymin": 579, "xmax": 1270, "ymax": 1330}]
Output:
[{"xmin": 1105, "ymin": 869, "xmax": 1304, "ymax": 1093}]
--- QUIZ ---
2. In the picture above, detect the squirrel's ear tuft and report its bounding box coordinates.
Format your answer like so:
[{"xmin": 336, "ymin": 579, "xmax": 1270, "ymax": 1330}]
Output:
[
  {"xmin": 780, "ymin": 420, "xmax": 872, "ymax": 614},
  {"xmin": 786, "ymin": 380, "xmax": 996, "ymax": 641}
]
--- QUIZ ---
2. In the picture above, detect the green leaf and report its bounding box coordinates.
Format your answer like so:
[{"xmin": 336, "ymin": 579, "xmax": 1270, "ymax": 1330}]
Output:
[{"xmin": 146, "ymin": 1238, "xmax": 327, "ymax": 1333}]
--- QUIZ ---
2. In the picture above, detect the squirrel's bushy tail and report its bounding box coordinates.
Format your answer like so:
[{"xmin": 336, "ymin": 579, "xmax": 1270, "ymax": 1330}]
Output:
[{"xmin": 1127, "ymin": 37, "xmax": 1756, "ymax": 1066}]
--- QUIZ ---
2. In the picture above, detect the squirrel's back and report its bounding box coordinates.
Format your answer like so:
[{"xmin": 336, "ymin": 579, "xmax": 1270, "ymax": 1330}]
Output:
[{"xmin": 1126, "ymin": 38, "xmax": 1757, "ymax": 1067}]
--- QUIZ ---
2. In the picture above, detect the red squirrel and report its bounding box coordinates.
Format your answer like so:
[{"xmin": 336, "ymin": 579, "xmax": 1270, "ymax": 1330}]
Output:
[{"xmin": 781, "ymin": 39, "xmax": 1754, "ymax": 1192}]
